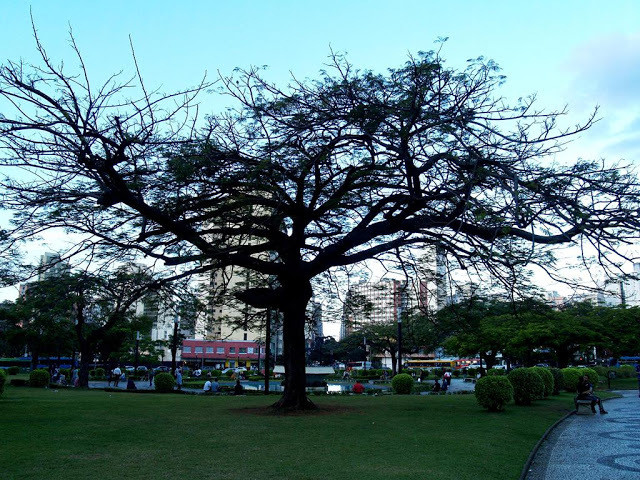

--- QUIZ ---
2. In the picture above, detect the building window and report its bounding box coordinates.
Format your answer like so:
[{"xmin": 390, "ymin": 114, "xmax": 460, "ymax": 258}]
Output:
[
  {"xmin": 247, "ymin": 347, "xmax": 254, "ymax": 354},
  {"xmin": 239, "ymin": 348, "xmax": 247, "ymax": 354},
  {"xmin": 183, "ymin": 346, "xmax": 191, "ymax": 353},
  {"xmin": 206, "ymin": 347, "xmax": 213, "ymax": 353},
  {"xmin": 243, "ymin": 333, "xmax": 248, "ymax": 341},
  {"xmin": 195, "ymin": 346, "xmax": 203, "ymax": 354},
  {"xmin": 216, "ymin": 347, "xmax": 224, "ymax": 354},
  {"xmin": 229, "ymin": 347, "xmax": 236, "ymax": 354}
]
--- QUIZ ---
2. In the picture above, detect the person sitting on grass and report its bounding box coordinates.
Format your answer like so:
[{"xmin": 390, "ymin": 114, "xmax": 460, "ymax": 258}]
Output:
[
  {"xmin": 234, "ymin": 379, "xmax": 244, "ymax": 395},
  {"xmin": 577, "ymin": 374, "xmax": 607, "ymax": 414},
  {"xmin": 352, "ymin": 381, "xmax": 365, "ymax": 394},
  {"xmin": 432, "ymin": 379, "xmax": 441, "ymax": 392},
  {"xmin": 203, "ymin": 380, "xmax": 212, "ymax": 393}
]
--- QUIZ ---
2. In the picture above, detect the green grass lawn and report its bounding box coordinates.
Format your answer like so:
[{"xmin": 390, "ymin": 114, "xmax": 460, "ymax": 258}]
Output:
[
  {"xmin": 602, "ymin": 377, "xmax": 639, "ymax": 390},
  {"xmin": 0, "ymin": 386, "xmax": 584, "ymax": 480}
]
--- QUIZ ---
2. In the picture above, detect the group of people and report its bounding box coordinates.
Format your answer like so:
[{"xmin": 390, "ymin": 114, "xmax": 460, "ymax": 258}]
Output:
[
  {"xmin": 50, "ymin": 367, "xmax": 80, "ymax": 387},
  {"xmin": 202, "ymin": 377, "xmax": 220, "ymax": 393},
  {"xmin": 201, "ymin": 377, "xmax": 244, "ymax": 395},
  {"xmin": 107, "ymin": 366, "xmax": 125, "ymax": 387},
  {"xmin": 432, "ymin": 370, "xmax": 452, "ymax": 393}
]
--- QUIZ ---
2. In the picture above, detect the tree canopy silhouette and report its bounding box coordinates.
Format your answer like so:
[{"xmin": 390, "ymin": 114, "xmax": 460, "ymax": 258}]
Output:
[{"xmin": 2, "ymin": 37, "xmax": 640, "ymax": 409}]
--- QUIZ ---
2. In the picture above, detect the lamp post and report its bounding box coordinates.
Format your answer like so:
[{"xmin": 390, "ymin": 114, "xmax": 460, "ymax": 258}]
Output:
[
  {"xmin": 397, "ymin": 317, "xmax": 402, "ymax": 374},
  {"xmin": 171, "ymin": 317, "xmax": 179, "ymax": 376},
  {"xmin": 134, "ymin": 331, "xmax": 140, "ymax": 372},
  {"xmin": 363, "ymin": 337, "xmax": 367, "ymax": 370}
]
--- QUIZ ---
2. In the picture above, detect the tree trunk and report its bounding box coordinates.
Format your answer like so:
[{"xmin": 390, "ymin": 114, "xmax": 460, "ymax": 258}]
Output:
[
  {"xmin": 30, "ymin": 348, "xmax": 39, "ymax": 372},
  {"xmin": 78, "ymin": 344, "xmax": 92, "ymax": 388},
  {"xmin": 389, "ymin": 350, "xmax": 397, "ymax": 376},
  {"xmin": 271, "ymin": 281, "xmax": 315, "ymax": 410},
  {"xmin": 556, "ymin": 348, "xmax": 571, "ymax": 369},
  {"xmin": 484, "ymin": 352, "xmax": 497, "ymax": 370}
]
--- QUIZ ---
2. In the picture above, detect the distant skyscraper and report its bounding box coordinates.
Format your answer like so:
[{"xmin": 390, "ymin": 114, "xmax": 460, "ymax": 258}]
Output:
[
  {"xmin": 37, "ymin": 253, "xmax": 68, "ymax": 281},
  {"xmin": 341, "ymin": 278, "xmax": 409, "ymax": 337}
]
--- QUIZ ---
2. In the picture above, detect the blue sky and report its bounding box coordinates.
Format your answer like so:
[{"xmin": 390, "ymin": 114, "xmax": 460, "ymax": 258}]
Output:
[
  {"xmin": 2, "ymin": 1, "xmax": 638, "ymax": 159},
  {"xmin": 1, "ymin": 1, "xmax": 639, "ymax": 311}
]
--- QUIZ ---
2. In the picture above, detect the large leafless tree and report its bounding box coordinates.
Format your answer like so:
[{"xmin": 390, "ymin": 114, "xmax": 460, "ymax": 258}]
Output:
[{"xmin": 2, "ymin": 37, "xmax": 639, "ymax": 409}]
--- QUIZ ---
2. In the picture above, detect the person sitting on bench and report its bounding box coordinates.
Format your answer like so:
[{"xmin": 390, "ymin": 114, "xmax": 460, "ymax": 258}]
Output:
[{"xmin": 577, "ymin": 374, "xmax": 607, "ymax": 414}]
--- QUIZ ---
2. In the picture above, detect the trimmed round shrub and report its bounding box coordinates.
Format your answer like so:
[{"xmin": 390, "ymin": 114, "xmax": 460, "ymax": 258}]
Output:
[
  {"xmin": 90, "ymin": 367, "xmax": 105, "ymax": 378},
  {"xmin": 617, "ymin": 365, "xmax": 635, "ymax": 378},
  {"xmin": 391, "ymin": 373, "xmax": 414, "ymax": 394},
  {"xmin": 549, "ymin": 367, "xmax": 563, "ymax": 395},
  {"xmin": 593, "ymin": 365, "xmax": 609, "ymax": 377},
  {"xmin": 29, "ymin": 369, "xmax": 51, "ymax": 388},
  {"xmin": 7, "ymin": 366, "xmax": 20, "ymax": 375},
  {"xmin": 507, "ymin": 368, "xmax": 544, "ymax": 405},
  {"xmin": 154, "ymin": 372, "xmax": 176, "ymax": 393},
  {"xmin": 561, "ymin": 368, "xmax": 582, "ymax": 393},
  {"xmin": 530, "ymin": 367, "xmax": 554, "ymax": 398},
  {"xmin": 0, "ymin": 369, "xmax": 7, "ymax": 395},
  {"xmin": 582, "ymin": 368, "xmax": 599, "ymax": 387},
  {"xmin": 562, "ymin": 367, "xmax": 598, "ymax": 392},
  {"xmin": 475, "ymin": 375, "xmax": 514, "ymax": 411},
  {"xmin": 487, "ymin": 368, "xmax": 506, "ymax": 376}
]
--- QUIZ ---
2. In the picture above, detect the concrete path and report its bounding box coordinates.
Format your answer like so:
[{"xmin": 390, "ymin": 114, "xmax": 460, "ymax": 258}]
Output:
[
  {"xmin": 86, "ymin": 377, "xmax": 475, "ymax": 393},
  {"xmin": 526, "ymin": 390, "xmax": 640, "ymax": 480}
]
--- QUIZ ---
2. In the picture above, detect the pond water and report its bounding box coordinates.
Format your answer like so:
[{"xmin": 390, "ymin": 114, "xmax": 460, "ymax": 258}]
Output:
[{"xmin": 242, "ymin": 382, "xmax": 389, "ymax": 393}]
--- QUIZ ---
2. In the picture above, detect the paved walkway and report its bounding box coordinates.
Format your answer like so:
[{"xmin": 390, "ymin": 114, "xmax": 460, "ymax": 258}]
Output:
[
  {"xmin": 526, "ymin": 390, "xmax": 640, "ymax": 480},
  {"xmin": 86, "ymin": 377, "xmax": 476, "ymax": 393}
]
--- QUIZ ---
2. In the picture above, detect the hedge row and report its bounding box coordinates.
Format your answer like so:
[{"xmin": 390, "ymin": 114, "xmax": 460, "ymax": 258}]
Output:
[
  {"xmin": 475, "ymin": 365, "xmax": 610, "ymax": 412},
  {"xmin": 0, "ymin": 369, "xmax": 6, "ymax": 395},
  {"xmin": 476, "ymin": 366, "xmax": 559, "ymax": 411}
]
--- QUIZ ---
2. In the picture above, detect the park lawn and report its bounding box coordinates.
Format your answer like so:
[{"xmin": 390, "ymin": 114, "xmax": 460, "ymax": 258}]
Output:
[
  {"xmin": 603, "ymin": 377, "xmax": 639, "ymax": 390},
  {"xmin": 0, "ymin": 387, "xmax": 577, "ymax": 480}
]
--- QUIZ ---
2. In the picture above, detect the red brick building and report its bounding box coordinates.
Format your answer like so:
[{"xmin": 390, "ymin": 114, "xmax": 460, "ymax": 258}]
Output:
[{"xmin": 181, "ymin": 339, "xmax": 265, "ymax": 370}]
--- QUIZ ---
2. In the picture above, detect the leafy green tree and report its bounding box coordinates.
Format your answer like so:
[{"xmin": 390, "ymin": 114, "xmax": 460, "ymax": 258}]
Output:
[
  {"xmin": 508, "ymin": 304, "xmax": 602, "ymax": 367},
  {"xmin": 438, "ymin": 297, "xmax": 529, "ymax": 369},
  {"xmin": 597, "ymin": 306, "xmax": 640, "ymax": 359},
  {"xmin": 0, "ymin": 300, "xmax": 24, "ymax": 357},
  {"xmin": 3, "ymin": 36, "xmax": 640, "ymax": 409},
  {"xmin": 334, "ymin": 332, "xmax": 368, "ymax": 365},
  {"xmin": 5, "ymin": 277, "xmax": 76, "ymax": 370}
]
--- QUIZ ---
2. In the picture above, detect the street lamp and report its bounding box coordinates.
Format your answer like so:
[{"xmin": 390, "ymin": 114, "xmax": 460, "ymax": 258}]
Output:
[
  {"xmin": 134, "ymin": 331, "xmax": 140, "ymax": 372},
  {"xmin": 363, "ymin": 337, "xmax": 367, "ymax": 370},
  {"xmin": 171, "ymin": 317, "xmax": 179, "ymax": 375},
  {"xmin": 397, "ymin": 317, "xmax": 402, "ymax": 374}
]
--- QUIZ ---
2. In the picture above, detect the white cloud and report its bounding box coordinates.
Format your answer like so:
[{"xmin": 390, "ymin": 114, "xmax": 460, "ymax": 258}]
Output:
[{"xmin": 563, "ymin": 33, "xmax": 640, "ymax": 163}]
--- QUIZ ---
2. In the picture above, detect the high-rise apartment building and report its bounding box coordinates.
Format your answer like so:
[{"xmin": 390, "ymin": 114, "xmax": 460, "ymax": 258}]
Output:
[{"xmin": 341, "ymin": 278, "xmax": 410, "ymax": 338}]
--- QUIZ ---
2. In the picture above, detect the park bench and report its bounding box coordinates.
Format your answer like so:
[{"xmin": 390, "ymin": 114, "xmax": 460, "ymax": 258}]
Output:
[
  {"xmin": 574, "ymin": 397, "xmax": 595, "ymax": 415},
  {"xmin": 463, "ymin": 377, "xmax": 476, "ymax": 383}
]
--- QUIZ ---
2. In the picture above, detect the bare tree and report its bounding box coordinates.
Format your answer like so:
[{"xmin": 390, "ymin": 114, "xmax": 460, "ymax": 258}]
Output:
[{"xmin": 2, "ymin": 35, "xmax": 640, "ymax": 409}]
